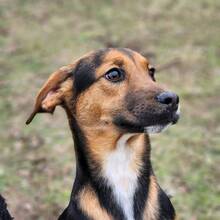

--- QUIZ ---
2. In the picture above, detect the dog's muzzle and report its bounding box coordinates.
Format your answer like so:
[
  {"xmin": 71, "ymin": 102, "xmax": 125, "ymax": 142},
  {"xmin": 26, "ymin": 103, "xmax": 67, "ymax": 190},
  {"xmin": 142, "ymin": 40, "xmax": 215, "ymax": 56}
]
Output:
[{"xmin": 144, "ymin": 91, "xmax": 180, "ymax": 134}]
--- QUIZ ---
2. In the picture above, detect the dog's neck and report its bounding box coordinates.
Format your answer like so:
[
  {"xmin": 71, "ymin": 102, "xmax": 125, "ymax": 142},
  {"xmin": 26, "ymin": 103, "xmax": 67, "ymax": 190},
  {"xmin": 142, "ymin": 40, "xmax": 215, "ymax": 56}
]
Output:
[
  {"xmin": 69, "ymin": 116, "xmax": 153, "ymax": 219},
  {"xmin": 61, "ymin": 116, "xmax": 175, "ymax": 220}
]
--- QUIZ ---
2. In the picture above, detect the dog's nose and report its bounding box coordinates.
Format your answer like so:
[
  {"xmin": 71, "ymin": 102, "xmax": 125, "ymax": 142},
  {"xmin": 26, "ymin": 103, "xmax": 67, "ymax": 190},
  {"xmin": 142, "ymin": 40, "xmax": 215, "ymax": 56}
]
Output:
[{"xmin": 156, "ymin": 91, "xmax": 179, "ymax": 106}]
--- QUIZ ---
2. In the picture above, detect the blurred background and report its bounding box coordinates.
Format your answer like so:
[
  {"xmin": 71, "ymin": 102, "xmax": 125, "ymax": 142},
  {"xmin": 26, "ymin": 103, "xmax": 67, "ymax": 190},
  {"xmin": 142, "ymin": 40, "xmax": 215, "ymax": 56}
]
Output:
[{"xmin": 0, "ymin": 0, "xmax": 220, "ymax": 219}]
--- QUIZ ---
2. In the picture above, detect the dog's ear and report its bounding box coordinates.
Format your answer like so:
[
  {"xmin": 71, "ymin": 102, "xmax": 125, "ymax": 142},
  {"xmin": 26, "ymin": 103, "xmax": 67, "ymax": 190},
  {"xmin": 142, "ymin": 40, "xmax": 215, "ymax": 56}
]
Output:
[{"xmin": 26, "ymin": 64, "xmax": 75, "ymax": 125}]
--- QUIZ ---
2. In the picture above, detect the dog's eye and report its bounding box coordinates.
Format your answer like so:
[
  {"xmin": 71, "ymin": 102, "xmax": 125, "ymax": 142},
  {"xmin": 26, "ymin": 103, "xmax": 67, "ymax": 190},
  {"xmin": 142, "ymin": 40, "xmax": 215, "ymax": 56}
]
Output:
[
  {"xmin": 149, "ymin": 67, "xmax": 156, "ymax": 81},
  {"xmin": 105, "ymin": 68, "xmax": 125, "ymax": 82}
]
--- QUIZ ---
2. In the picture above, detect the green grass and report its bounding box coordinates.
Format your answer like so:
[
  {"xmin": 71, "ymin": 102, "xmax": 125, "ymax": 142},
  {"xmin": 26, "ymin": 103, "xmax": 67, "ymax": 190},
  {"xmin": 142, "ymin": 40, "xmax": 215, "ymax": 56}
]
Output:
[{"xmin": 0, "ymin": 0, "xmax": 220, "ymax": 219}]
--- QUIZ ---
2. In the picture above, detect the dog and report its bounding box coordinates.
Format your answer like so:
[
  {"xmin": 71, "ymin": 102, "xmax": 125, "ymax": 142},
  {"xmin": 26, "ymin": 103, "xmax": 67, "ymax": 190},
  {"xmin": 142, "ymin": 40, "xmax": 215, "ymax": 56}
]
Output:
[{"xmin": 26, "ymin": 48, "xmax": 180, "ymax": 220}]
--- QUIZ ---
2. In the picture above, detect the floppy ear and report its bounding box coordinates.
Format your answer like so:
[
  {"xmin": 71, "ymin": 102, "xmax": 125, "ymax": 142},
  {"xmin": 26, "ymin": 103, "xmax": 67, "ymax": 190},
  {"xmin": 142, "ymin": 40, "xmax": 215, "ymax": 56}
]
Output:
[{"xmin": 26, "ymin": 65, "xmax": 75, "ymax": 125}]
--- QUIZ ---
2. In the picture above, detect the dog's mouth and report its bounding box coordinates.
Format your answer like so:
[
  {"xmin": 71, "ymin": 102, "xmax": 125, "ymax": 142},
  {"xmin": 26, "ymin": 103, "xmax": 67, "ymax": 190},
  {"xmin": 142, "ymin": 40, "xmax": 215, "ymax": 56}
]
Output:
[
  {"xmin": 144, "ymin": 110, "xmax": 180, "ymax": 134},
  {"xmin": 114, "ymin": 107, "xmax": 180, "ymax": 133}
]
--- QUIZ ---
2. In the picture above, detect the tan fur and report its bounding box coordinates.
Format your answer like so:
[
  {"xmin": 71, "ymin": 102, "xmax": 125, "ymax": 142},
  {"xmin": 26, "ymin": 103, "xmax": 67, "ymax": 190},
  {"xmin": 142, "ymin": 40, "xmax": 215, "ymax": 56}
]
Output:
[
  {"xmin": 79, "ymin": 186, "xmax": 113, "ymax": 220},
  {"xmin": 26, "ymin": 64, "xmax": 75, "ymax": 124},
  {"xmin": 143, "ymin": 175, "xmax": 159, "ymax": 220},
  {"xmin": 127, "ymin": 134, "xmax": 146, "ymax": 173}
]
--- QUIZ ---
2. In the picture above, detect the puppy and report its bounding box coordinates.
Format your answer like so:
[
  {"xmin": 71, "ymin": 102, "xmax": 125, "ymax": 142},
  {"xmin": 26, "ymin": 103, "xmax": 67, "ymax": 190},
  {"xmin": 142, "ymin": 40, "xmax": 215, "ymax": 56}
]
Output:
[{"xmin": 27, "ymin": 48, "xmax": 180, "ymax": 220}]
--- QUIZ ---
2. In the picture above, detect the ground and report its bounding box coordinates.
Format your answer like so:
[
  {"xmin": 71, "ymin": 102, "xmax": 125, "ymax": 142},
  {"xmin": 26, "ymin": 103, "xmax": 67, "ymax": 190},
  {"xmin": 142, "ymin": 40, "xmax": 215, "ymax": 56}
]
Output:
[{"xmin": 0, "ymin": 0, "xmax": 220, "ymax": 219}]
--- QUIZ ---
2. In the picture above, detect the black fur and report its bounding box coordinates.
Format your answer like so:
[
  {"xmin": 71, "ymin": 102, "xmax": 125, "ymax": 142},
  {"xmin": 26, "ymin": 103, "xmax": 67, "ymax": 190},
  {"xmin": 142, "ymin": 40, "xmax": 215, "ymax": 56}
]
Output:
[
  {"xmin": 91, "ymin": 177, "xmax": 125, "ymax": 220},
  {"xmin": 158, "ymin": 188, "xmax": 176, "ymax": 220},
  {"xmin": 113, "ymin": 115, "xmax": 145, "ymax": 133},
  {"xmin": 58, "ymin": 116, "xmax": 91, "ymax": 220},
  {"xmin": 58, "ymin": 199, "xmax": 90, "ymax": 220},
  {"xmin": 73, "ymin": 49, "xmax": 106, "ymax": 95},
  {"xmin": 0, "ymin": 195, "xmax": 13, "ymax": 220}
]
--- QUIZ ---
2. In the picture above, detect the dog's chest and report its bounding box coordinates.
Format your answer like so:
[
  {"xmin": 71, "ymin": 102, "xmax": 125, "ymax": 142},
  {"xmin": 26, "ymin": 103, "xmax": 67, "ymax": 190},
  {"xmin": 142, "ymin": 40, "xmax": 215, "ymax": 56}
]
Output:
[{"xmin": 103, "ymin": 134, "xmax": 139, "ymax": 220}]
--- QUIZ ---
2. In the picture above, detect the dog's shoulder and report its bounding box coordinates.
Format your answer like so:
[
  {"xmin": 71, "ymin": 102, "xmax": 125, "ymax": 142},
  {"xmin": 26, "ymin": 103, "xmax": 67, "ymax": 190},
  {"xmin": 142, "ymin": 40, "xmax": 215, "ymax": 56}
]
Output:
[
  {"xmin": 157, "ymin": 188, "xmax": 176, "ymax": 220},
  {"xmin": 58, "ymin": 199, "xmax": 90, "ymax": 220}
]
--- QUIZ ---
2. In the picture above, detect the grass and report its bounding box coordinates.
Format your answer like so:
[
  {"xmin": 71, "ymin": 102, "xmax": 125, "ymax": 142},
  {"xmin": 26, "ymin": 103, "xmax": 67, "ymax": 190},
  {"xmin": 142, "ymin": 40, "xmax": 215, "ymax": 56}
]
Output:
[{"xmin": 0, "ymin": 0, "xmax": 220, "ymax": 219}]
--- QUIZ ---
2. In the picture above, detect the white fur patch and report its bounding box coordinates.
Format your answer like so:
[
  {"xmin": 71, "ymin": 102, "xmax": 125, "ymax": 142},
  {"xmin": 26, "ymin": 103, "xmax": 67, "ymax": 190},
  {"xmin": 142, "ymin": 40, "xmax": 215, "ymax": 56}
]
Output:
[
  {"xmin": 144, "ymin": 124, "xmax": 169, "ymax": 134},
  {"xmin": 176, "ymin": 104, "xmax": 181, "ymax": 116},
  {"xmin": 103, "ymin": 134, "xmax": 138, "ymax": 220}
]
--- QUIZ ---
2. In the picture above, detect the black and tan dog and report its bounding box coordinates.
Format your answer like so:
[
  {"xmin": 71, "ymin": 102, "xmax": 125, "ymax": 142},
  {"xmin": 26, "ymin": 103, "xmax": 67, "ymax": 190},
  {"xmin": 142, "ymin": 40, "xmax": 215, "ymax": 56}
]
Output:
[{"xmin": 26, "ymin": 48, "xmax": 180, "ymax": 220}]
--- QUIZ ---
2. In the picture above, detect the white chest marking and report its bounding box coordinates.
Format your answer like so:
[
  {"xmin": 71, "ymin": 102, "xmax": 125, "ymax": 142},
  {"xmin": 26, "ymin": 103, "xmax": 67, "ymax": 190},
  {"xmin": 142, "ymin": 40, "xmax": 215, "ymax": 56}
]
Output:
[{"xmin": 103, "ymin": 134, "xmax": 139, "ymax": 220}]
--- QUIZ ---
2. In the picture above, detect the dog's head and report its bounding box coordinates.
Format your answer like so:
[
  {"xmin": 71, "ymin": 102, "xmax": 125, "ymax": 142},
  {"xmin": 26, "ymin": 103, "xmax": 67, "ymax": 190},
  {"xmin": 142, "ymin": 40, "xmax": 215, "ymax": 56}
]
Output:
[{"xmin": 27, "ymin": 48, "xmax": 179, "ymax": 134}]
